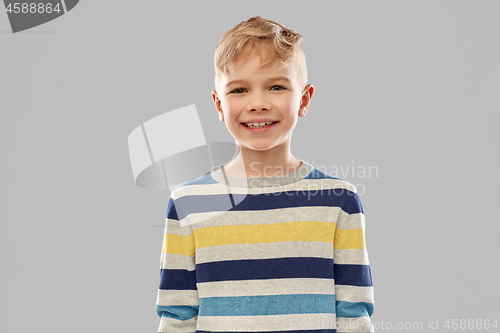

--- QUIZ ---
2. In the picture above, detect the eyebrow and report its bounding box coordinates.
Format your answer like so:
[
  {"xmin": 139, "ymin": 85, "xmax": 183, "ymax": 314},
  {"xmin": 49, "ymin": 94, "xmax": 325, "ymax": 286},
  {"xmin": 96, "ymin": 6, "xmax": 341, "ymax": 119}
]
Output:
[{"xmin": 226, "ymin": 77, "xmax": 292, "ymax": 87}]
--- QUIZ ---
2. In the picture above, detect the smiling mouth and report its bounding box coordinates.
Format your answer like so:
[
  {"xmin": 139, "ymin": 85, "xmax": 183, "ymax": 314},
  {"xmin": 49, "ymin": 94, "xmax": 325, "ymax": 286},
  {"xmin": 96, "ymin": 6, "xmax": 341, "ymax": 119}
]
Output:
[{"xmin": 242, "ymin": 121, "xmax": 279, "ymax": 128}]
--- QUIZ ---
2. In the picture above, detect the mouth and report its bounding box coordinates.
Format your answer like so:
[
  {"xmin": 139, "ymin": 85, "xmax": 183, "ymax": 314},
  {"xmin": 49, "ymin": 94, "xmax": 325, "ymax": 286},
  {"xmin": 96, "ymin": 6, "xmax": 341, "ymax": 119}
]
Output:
[
  {"xmin": 242, "ymin": 121, "xmax": 279, "ymax": 128},
  {"xmin": 241, "ymin": 121, "xmax": 279, "ymax": 133}
]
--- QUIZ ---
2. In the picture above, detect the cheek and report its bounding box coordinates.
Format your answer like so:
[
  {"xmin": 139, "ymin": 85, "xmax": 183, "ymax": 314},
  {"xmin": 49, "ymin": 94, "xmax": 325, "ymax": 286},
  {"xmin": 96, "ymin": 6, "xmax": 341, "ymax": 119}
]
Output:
[
  {"xmin": 222, "ymin": 101, "xmax": 242, "ymax": 121},
  {"xmin": 229, "ymin": 98, "xmax": 245, "ymax": 108},
  {"xmin": 275, "ymin": 101, "xmax": 298, "ymax": 118},
  {"xmin": 222, "ymin": 106, "xmax": 239, "ymax": 124},
  {"xmin": 274, "ymin": 94, "xmax": 299, "ymax": 109}
]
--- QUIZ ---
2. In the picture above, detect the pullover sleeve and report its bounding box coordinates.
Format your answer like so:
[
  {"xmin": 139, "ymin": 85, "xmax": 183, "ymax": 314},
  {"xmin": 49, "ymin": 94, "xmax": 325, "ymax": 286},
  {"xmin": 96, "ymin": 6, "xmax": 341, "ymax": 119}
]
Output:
[
  {"xmin": 156, "ymin": 196, "xmax": 199, "ymax": 332},
  {"xmin": 334, "ymin": 189, "xmax": 375, "ymax": 332}
]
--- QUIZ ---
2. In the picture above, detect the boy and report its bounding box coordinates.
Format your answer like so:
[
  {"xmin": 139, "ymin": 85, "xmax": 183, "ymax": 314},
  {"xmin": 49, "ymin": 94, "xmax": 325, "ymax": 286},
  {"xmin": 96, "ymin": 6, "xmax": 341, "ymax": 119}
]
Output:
[{"xmin": 156, "ymin": 16, "xmax": 375, "ymax": 332}]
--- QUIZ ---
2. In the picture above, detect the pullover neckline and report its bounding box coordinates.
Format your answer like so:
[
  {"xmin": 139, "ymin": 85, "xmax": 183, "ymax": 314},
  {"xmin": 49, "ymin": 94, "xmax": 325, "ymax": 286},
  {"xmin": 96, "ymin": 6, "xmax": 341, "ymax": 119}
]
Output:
[{"xmin": 210, "ymin": 159, "xmax": 313, "ymax": 188}]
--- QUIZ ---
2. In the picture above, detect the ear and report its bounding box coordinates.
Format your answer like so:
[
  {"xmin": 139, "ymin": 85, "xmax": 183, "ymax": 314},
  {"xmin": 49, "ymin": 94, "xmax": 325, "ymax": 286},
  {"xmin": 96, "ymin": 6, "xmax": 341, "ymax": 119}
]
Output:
[
  {"xmin": 299, "ymin": 84, "xmax": 314, "ymax": 117},
  {"xmin": 212, "ymin": 90, "xmax": 224, "ymax": 121}
]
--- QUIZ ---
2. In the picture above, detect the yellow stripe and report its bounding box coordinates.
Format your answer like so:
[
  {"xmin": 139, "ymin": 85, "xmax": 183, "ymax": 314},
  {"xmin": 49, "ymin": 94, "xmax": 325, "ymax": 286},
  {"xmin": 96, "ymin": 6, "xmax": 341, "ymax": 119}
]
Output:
[
  {"xmin": 193, "ymin": 221, "xmax": 335, "ymax": 249},
  {"xmin": 162, "ymin": 233, "xmax": 195, "ymax": 256},
  {"xmin": 334, "ymin": 228, "xmax": 365, "ymax": 249}
]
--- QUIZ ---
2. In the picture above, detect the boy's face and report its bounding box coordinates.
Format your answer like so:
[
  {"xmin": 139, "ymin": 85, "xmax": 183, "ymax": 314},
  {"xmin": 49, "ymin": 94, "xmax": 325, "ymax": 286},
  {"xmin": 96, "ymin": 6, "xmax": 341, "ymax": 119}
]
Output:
[{"xmin": 212, "ymin": 51, "xmax": 313, "ymax": 155}]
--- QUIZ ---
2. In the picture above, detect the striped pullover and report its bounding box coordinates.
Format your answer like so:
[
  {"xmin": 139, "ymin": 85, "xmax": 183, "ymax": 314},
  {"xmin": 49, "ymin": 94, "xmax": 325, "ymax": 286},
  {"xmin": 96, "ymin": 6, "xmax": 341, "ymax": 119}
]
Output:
[{"xmin": 156, "ymin": 160, "xmax": 375, "ymax": 332}]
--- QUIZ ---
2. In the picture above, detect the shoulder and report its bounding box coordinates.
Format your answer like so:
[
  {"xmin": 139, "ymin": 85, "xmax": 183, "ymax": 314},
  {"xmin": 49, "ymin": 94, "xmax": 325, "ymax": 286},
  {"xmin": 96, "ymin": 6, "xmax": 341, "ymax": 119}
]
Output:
[
  {"xmin": 166, "ymin": 170, "xmax": 220, "ymax": 228},
  {"xmin": 304, "ymin": 166, "xmax": 361, "ymax": 213},
  {"xmin": 170, "ymin": 170, "xmax": 219, "ymax": 199},
  {"xmin": 305, "ymin": 166, "xmax": 358, "ymax": 194}
]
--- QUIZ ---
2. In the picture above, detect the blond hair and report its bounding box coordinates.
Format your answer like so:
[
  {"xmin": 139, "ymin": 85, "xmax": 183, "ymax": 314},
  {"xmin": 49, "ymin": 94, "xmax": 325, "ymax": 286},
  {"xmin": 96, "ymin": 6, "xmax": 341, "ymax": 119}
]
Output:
[{"xmin": 214, "ymin": 16, "xmax": 307, "ymax": 92}]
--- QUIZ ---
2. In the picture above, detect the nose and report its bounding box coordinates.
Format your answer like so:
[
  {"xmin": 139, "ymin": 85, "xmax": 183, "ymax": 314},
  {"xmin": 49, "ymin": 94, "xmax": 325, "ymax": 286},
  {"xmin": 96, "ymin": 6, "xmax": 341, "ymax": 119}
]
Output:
[{"xmin": 248, "ymin": 91, "xmax": 271, "ymax": 111}]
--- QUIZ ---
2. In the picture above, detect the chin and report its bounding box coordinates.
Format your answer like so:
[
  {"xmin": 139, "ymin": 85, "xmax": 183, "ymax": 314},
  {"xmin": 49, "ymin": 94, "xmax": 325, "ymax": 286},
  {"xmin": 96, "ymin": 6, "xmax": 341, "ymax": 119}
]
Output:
[{"xmin": 246, "ymin": 142, "xmax": 280, "ymax": 151}]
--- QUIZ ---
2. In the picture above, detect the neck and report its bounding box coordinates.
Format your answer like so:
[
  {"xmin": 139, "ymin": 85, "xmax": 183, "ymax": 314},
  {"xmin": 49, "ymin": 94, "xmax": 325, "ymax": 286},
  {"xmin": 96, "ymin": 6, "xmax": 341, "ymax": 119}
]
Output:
[{"xmin": 222, "ymin": 146, "xmax": 302, "ymax": 178}]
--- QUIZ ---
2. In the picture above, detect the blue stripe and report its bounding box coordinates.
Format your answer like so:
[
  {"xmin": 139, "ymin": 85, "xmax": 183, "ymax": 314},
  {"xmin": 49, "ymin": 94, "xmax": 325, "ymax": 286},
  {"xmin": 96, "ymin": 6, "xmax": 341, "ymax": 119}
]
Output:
[
  {"xmin": 155, "ymin": 304, "xmax": 199, "ymax": 320},
  {"xmin": 334, "ymin": 264, "xmax": 372, "ymax": 287},
  {"xmin": 336, "ymin": 300, "xmax": 374, "ymax": 318},
  {"xmin": 159, "ymin": 268, "xmax": 197, "ymax": 290},
  {"xmin": 197, "ymin": 257, "xmax": 334, "ymax": 283},
  {"xmin": 199, "ymin": 294, "xmax": 336, "ymax": 316},
  {"xmin": 172, "ymin": 188, "xmax": 358, "ymax": 221},
  {"xmin": 350, "ymin": 192, "xmax": 364, "ymax": 214},
  {"xmin": 166, "ymin": 197, "xmax": 178, "ymax": 220},
  {"xmin": 304, "ymin": 168, "xmax": 341, "ymax": 181},
  {"xmin": 177, "ymin": 171, "xmax": 219, "ymax": 187}
]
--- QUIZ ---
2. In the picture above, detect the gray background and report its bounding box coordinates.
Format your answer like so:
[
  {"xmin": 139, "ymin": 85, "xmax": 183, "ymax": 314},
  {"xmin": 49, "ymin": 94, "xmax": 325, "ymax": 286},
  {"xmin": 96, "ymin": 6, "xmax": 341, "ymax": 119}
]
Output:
[{"xmin": 1, "ymin": 0, "xmax": 499, "ymax": 332}]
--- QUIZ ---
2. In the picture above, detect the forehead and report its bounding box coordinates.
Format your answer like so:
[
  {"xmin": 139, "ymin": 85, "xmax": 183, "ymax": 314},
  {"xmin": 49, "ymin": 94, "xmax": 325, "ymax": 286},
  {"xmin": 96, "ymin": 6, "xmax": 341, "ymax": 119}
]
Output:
[{"xmin": 223, "ymin": 53, "xmax": 295, "ymax": 84}]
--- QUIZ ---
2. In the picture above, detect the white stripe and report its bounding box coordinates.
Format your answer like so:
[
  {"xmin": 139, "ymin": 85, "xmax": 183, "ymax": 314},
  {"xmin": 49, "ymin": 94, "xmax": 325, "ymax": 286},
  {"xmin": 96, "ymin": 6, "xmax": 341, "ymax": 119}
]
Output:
[
  {"xmin": 188, "ymin": 206, "xmax": 336, "ymax": 228},
  {"xmin": 197, "ymin": 313, "xmax": 337, "ymax": 331},
  {"xmin": 198, "ymin": 278, "xmax": 335, "ymax": 297},
  {"xmin": 334, "ymin": 249, "xmax": 370, "ymax": 265},
  {"xmin": 171, "ymin": 177, "xmax": 357, "ymax": 199},
  {"xmin": 158, "ymin": 314, "xmax": 197, "ymax": 333},
  {"xmin": 180, "ymin": 205, "xmax": 339, "ymax": 228},
  {"xmin": 160, "ymin": 253, "xmax": 195, "ymax": 270},
  {"xmin": 337, "ymin": 211, "xmax": 365, "ymax": 230},
  {"xmin": 164, "ymin": 218, "xmax": 193, "ymax": 236},
  {"xmin": 196, "ymin": 241, "xmax": 333, "ymax": 263},
  {"xmin": 156, "ymin": 289, "xmax": 199, "ymax": 307},
  {"xmin": 335, "ymin": 285, "xmax": 375, "ymax": 303},
  {"xmin": 336, "ymin": 316, "xmax": 374, "ymax": 332}
]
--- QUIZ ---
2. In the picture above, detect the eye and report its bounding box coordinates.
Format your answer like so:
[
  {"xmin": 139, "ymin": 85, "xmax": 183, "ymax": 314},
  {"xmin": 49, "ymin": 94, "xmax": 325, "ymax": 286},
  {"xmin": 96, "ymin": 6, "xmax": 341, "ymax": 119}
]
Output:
[
  {"xmin": 270, "ymin": 85, "xmax": 285, "ymax": 91},
  {"xmin": 230, "ymin": 87, "xmax": 246, "ymax": 94}
]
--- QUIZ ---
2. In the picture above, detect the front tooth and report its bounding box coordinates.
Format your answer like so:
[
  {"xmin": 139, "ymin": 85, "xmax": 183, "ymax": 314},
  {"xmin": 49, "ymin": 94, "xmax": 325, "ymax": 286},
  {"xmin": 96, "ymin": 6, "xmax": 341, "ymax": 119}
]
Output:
[{"xmin": 247, "ymin": 121, "xmax": 273, "ymax": 128}]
